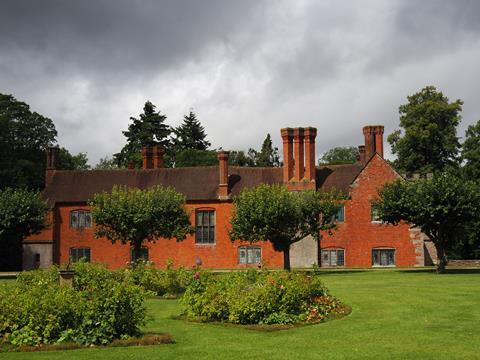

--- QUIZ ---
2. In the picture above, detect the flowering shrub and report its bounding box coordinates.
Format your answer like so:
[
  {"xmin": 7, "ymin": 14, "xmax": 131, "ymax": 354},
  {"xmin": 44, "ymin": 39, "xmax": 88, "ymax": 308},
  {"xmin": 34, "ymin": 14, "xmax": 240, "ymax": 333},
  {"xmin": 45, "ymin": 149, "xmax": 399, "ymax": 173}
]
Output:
[
  {"xmin": 181, "ymin": 270, "xmax": 348, "ymax": 325},
  {"xmin": 125, "ymin": 260, "xmax": 193, "ymax": 297},
  {"xmin": 0, "ymin": 263, "xmax": 147, "ymax": 346}
]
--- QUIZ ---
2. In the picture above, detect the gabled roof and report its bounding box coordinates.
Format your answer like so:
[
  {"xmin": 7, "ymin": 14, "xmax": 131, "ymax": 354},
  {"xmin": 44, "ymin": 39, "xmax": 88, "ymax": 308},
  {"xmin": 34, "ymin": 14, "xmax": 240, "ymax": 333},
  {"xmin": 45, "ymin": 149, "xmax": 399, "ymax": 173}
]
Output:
[
  {"xmin": 43, "ymin": 166, "xmax": 284, "ymax": 205},
  {"xmin": 315, "ymin": 163, "xmax": 365, "ymax": 194},
  {"xmin": 43, "ymin": 163, "xmax": 366, "ymax": 205}
]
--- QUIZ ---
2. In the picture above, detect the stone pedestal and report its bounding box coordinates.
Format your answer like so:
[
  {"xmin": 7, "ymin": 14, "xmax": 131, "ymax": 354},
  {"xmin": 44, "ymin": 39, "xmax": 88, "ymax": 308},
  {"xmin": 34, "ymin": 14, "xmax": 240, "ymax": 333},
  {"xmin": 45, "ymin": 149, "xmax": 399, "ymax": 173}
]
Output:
[{"xmin": 59, "ymin": 269, "xmax": 75, "ymax": 287}]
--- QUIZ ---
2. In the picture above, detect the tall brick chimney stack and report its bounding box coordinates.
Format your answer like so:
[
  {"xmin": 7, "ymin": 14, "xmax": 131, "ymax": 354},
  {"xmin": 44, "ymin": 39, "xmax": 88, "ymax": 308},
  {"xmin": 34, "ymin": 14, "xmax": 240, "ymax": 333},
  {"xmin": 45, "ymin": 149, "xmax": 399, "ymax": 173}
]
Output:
[
  {"xmin": 363, "ymin": 125, "xmax": 384, "ymax": 160},
  {"xmin": 141, "ymin": 146, "xmax": 153, "ymax": 169},
  {"xmin": 293, "ymin": 128, "xmax": 305, "ymax": 181},
  {"xmin": 304, "ymin": 127, "xmax": 317, "ymax": 182},
  {"xmin": 281, "ymin": 128, "xmax": 294, "ymax": 182},
  {"xmin": 358, "ymin": 145, "xmax": 366, "ymax": 163},
  {"xmin": 152, "ymin": 145, "xmax": 165, "ymax": 168},
  {"xmin": 46, "ymin": 146, "xmax": 59, "ymax": 186},
  {"xmin": 374, "ymin": 126, "xmax": 384, "ymax": 158},
  {"xmin": 281, "ymin": 126, "xmax": 316, "ymax": 190},
  {"xmin": 217, "ymin": 151, "xmax": 230, "ymax": 200}
]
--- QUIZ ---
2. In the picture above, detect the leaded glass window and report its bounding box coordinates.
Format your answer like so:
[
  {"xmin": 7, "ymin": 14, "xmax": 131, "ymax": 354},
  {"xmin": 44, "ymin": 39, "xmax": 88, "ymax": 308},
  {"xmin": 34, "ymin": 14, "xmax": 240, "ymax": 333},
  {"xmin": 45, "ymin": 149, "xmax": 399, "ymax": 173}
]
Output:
[
  {"xmin": 238, "ymin": 246, "xmax": 261, "ymax": 264},
  {"xmin": 372, "ymin": 249, "xmax": 395, "ymax": 266},
  {"xmin": 70, "ymin": 247, "xmax": 91, "ymax": 262},
  {"xmin": 195, "ymin": 210, "xmax": 215, "ymax": 244},
  {"xmin": 70, "ymin": 210, "xmax": 92, "ymax": 229},
  {"xmin": 321, "ymin": 249, "xmax": 345, "ymax": 267}
]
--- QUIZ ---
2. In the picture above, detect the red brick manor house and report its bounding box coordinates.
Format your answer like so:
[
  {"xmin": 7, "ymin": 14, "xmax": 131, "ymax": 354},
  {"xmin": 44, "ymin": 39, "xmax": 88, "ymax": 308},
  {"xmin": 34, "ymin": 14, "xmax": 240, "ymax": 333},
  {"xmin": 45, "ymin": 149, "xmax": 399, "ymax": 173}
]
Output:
[{"xmin": 24, "ymin": 125, "xmax": 436, "ymax": 270}]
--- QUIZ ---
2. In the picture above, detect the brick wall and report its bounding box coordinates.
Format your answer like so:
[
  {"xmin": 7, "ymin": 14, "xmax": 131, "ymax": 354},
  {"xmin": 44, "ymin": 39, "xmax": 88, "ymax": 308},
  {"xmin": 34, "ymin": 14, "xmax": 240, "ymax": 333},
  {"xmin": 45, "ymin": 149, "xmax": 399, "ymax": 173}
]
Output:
[
  {"xmin": 54, "ymin": 201, "xmax": 284, "ymax": 269},
  {"xmin": 320, "ymin": 155, "xmax": 419, "ymax": 267}
]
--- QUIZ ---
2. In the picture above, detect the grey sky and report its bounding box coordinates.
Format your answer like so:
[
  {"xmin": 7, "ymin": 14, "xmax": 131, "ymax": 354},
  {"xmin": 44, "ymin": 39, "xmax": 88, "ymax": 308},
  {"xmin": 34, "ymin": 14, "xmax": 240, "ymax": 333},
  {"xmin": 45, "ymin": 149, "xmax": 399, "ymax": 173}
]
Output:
[{"xmin": 1, "ymin": 0, "xmax": 479, "ymax": 165}]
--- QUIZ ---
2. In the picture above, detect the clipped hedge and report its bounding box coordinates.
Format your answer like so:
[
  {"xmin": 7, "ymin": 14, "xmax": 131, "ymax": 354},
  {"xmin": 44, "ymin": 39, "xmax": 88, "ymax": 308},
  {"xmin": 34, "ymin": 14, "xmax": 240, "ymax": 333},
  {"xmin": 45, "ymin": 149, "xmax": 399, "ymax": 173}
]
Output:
[
  {"xmin": 181, "ymin": 270, "xmax": 347, "ymax": 325},
  {"xmin": 0, "ymin": 264, "xmax": 147, "ymax": 346}
]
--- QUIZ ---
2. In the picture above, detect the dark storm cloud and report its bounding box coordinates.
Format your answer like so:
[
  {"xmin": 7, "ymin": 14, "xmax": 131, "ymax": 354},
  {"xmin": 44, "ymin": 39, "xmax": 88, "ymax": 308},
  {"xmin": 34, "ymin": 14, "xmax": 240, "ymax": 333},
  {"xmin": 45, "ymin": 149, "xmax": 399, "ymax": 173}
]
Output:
[
  {"xmin": 0, "ymin": 0, "xmax": 263, "ymax": 79},
  {"xmin": 367, "ymin": 0, "xmax": 480, "ymax": 73},
  {"xmin": 0, "ymin": 0, "xmax": 479, "ymax": 164}
]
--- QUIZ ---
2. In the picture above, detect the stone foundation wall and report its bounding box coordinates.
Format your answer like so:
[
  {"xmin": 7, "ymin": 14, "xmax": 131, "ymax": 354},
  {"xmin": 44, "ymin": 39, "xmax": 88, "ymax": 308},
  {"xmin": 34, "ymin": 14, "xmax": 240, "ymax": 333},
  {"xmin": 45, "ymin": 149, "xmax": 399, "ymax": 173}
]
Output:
[{"xmin": 448, "ymin": 260, "xmax": 480, "ymax": 267}]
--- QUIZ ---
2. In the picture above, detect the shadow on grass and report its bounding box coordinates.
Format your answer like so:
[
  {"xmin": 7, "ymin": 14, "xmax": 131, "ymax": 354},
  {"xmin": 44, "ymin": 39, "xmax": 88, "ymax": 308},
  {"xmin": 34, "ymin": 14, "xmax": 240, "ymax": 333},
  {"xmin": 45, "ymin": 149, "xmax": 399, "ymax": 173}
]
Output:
[
  {"xmin": 0, "ymin": 333, "xmax": 174, "ymax": 353},
  {"xmin": 395, "ymin": 268, "xmax": 480, "ymax": 275},
  {"xmin": 172, "ymin": 305, "xmax": 352, "ymax": 332}
]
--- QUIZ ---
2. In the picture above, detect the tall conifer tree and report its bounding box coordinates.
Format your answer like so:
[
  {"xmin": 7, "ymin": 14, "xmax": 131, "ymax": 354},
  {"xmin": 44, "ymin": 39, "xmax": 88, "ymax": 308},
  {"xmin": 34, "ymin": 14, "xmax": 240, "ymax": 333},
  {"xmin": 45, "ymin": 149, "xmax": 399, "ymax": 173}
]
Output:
[
  {"xmin": 173, "ymin": 111, "xmax": 211, "ymax": 151},
  {"xmin": 114, "ymin": 101, "xmax": 171, "ymax": 168}
]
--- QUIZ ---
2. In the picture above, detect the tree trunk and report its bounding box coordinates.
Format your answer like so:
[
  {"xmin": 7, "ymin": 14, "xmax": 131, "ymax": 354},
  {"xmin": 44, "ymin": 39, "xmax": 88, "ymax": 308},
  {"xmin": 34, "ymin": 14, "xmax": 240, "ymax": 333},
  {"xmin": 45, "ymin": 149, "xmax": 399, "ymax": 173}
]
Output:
[
  {"xmin": 132, "ymin": 241, "xmax": 142, "ymax": 267},
  {"xmin": 283, "ymin": 247, "xmax": 291, "ymax": 271},
  {"xmin": 436, "ymin": 243, "xmax": 448, "ymax": 274}
]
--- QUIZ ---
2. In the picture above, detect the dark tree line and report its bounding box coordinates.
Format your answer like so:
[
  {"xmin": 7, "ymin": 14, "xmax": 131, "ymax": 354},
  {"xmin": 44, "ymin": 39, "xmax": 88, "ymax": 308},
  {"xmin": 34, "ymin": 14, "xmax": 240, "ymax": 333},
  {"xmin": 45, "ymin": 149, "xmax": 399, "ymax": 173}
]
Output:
[
  {"xmin": 113, "ymin": 101, "xmax": 280, "ymax": 169},
  {"xmin": 0, "ymin": 93, "xmax": 90, "ymax": 191}
]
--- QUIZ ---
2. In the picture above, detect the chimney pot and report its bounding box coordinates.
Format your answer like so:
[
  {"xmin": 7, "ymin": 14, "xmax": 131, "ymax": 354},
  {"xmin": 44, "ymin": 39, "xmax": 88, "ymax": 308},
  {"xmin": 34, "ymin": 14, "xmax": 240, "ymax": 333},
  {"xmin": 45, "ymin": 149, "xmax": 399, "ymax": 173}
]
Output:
[
  {"xmin": 304, "ymin": 127, "xmax": 317, "ymax": 182},
  {"xmin": 363, "ymin": 125, "xmax": 384, "ymax": 160},
  {"xmin": 281, "ymin": 128, "xmax": 294, "ymax": 182},
  {"xmin": 358, "ymin": 145, "xmax": 366, "ymax": 163},
  {"xmin": 46, "ymin": 146, "xmax": 59, "ymax": 187},
  {"xmin": 293, "ymin": 127, "xmax": 305, "ymax": 181},
  {"xmin": 142, "ymin": 146, "xmax": 154, "ymax": 169},
  {"xmin": 152, "ymin": 145, "xmax": 165, "ymax": 168},
  {"xmin": 218, "ymin": 151, "xmax": 229, "ymax": 199}
]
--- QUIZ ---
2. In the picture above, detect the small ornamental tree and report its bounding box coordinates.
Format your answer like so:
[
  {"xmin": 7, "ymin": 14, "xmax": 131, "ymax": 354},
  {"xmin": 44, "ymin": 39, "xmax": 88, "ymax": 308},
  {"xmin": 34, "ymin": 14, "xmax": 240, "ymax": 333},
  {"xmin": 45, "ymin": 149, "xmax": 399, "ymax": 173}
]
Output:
[
  {"xmin": 90, "ymin": 185, "xmax": 193, "ymax": 262},
  {"xmin": 229, "ymin": 184, "xmax": 342, "ymax": 270},
  {"xmin": 374, "ymin": 174, "xmax": 480, "ymax": 273},
  {"xmin": 0, "ymin": 188, "xmax": 48, "ymax": 239},
  {"xmin": 0, "ymin": 188, "xmax": 48, "ymax": 270}
]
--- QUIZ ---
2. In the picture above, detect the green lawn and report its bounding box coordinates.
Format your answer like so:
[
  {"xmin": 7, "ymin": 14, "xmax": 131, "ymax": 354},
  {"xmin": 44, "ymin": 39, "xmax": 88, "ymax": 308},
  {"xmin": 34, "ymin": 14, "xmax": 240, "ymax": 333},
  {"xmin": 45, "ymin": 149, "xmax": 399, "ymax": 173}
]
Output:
[{"xmin": 2, "ymin": 269, "xmax": 480, "ymax": 359}]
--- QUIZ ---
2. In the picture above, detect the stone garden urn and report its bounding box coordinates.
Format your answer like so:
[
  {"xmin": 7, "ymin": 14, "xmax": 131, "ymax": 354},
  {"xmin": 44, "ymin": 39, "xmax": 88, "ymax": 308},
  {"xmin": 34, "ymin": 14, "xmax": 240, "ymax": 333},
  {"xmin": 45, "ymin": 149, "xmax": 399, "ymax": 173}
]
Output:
[{"xmin": 59, "ymin": 269, "xmax": 75, "ymax": 287}]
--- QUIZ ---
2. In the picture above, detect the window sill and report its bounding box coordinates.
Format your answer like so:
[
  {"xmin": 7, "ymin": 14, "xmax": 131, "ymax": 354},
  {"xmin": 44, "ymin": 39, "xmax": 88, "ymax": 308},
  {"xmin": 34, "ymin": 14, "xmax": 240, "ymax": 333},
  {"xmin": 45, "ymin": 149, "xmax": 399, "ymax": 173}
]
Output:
[
  {"xmin": 372, "ymin": 265, "xmax": 396, "ymax": 268},
  {"xmin": 195, "ymin": 243, "xmax": 216, "ymax": 246},
  {"xmin": 321, "ymin": 265, "xmax": 345, "ymax": 267}
]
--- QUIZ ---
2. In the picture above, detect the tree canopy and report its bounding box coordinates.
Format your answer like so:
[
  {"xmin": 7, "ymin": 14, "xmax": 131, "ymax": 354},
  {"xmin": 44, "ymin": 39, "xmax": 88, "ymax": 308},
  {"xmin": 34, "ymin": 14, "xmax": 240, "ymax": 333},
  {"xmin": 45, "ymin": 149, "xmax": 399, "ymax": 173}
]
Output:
[
  {"xmin": 255, "ymin": 134, "xmax": 280, "ymax": 167},
  {"xmin": 228, "ymin": 150, "xmax": 257, "ymax": 167},
  {"xmin": 374, "ymin": 174, "xmax": 480, "ymax": 273},
  {"xmin": 0, "ymin": 93, "xmax": 57, "ymax": 189},
  {"xmin": 174, "ymin": 149, "xmax": 218, "ymax": 167},
  {"xmin": 94, "ymin": 156, "xmax": 122, "ymax": 170},
  {"xmin": 89, "ymin": 185, "xmax": 193, "ymax": 262},
  {"xmin": 388, "ymin": 86, "xmax": 462, "ymax": 175},
  {"xmin": 0, "ymin": 188, "xmax": 49, "ymax": 270},
  {"xmin": 58, "ymin": 148, "xmax": 90, "ymax": 170},
  {"xmin": 229, "ymin": 184, "xmax": 342, "ymax": 270},
  {"xmin": 173, "ymin": 111, "xmax": 211, "ymax": 152},
  {"xmin": 461, "ymin": 120, "xmax": 480, "ymax": 181},
  {"xmin": 228, "ymin": 134, "xmax": 280, "ymax": 167},
  {"xmin": 114, "ymin": 101, "xmax": 171, "ymax": 168},
  {"xmin": 318, "ymin": 146, "xmax": 359, "ymax": 165}
]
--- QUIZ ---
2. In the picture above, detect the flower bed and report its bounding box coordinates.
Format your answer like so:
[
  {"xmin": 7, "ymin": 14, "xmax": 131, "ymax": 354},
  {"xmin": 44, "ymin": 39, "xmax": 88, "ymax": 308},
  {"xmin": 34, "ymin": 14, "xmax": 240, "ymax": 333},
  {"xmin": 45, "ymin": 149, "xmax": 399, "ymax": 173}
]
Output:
[
  {"xmin": 0, "ymin": 264, "xmax": 147, "ymax": 347},
  {"xmin": 181, "ymin": 270, "xmax": 349, "ymax": 325}
]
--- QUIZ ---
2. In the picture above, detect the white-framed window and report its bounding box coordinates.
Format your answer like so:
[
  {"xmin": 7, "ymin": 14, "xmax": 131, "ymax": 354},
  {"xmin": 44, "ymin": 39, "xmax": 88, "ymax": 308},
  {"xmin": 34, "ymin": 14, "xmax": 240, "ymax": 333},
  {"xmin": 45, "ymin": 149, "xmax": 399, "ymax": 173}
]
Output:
[
  {"xmin": 321, "ymin": 249, "xmax": 345, "ymax": 267},
  {"xmin": 372, "ymin": 249, "xmax": 395, "ymax": 266},
  {"xmin": 195, "ymin": 210, "xmax": 215, "ymax": 244},
  {"xmin": 238, "ymin": 246, "xmax": 261, "ymax": 264},
  {"xmin": 70, "ymin": 210, "xmax": 92, "ymax": 229},
  {"xmin": 70, "ymin": 247, "xmax": 91, "ymax": 263}
]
